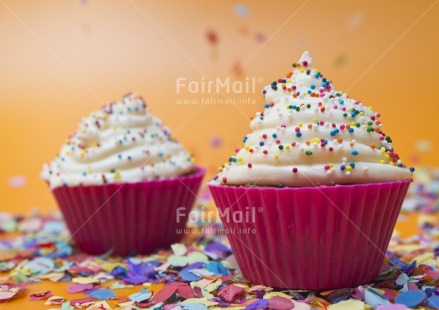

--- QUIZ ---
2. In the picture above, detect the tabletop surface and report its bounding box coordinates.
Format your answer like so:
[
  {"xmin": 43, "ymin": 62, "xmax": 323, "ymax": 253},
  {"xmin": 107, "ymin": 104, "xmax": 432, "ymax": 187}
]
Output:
[{"xmin": 0, "ymin": 203, "xmax": 438, "ymax": 310}]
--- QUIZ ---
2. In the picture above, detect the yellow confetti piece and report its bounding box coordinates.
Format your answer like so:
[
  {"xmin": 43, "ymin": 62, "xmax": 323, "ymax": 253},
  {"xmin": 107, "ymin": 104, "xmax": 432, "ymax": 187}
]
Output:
[
  {"xmin": 190, "ymin": 278, "xmax": 215, "ymax": 289},
  {"xmin": 72, "ymin": 277, "xmax": 99, "ymax": 284},
  {"xmin": 204, "ymin": 279, "xmax": 222, "ymax": 293},
  {"xmin": 181, "ymin": 298, "xmax": 218, "ymax": 307},
  {"xmin": 187, "ymin": 252, "xmax": 209, "ymax": 264},
  {"xmin": 410, "ymin": 252, "xmax": 435, "ymax": 265},
  {"xmin": 263, "ymin": 291, "xmax": 291, "ymax": 299},
  {"xmin": 101, "ymin": 262, "xmax": 127, "ymax": 273},
  {"xmin": 328, "ymin": 299, "xmax": 366, "ymax": 310},
  {"xmin": 45, "ymin": 296, "xmax": 66, "ymax": 305}
]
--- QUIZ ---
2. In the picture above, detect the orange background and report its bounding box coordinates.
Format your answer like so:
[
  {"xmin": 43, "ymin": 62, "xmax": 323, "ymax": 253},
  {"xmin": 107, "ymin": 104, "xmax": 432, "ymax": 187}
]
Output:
[{"xmin": 0, "ymin": 0, "xmax": 438, "ymax": 214}]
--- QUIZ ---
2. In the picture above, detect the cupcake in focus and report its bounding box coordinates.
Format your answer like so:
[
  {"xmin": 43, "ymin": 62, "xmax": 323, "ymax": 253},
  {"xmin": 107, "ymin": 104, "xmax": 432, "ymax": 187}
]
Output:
[
  {"xmin": 42, "ymin": 93, "xmax": 205, "ymax": 256},
  {"xmin": 209, "ymin": 51, "xmax": 413, "ymax": 290}
]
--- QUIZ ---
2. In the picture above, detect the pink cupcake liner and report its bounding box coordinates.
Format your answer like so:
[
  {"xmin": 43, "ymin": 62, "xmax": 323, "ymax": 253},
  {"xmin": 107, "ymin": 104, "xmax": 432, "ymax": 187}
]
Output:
[
  {"xmin": 209, "ymin": 180, "xmax": 411, "ymax": 290},
  {"xmin": 52, "ymin": 166, "xmax": 205, "ymax": 256}
]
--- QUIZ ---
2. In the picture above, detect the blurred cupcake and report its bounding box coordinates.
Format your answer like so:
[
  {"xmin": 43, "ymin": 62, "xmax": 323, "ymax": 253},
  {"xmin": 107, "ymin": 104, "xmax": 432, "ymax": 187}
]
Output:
[
  {"xmin": 209, "ymin": 51, "xmax": 413, "ymax": 290},
  {"xmin": 42, "ymin": 93, "xmax": 205, "ymax": 256}
]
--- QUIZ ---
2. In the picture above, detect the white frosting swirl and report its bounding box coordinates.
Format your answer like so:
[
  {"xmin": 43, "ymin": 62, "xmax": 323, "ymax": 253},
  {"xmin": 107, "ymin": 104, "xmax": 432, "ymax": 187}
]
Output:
[
  {"xmin": 42, "ymin": 93, "xmax": 194, "ymax": 189},
  {"xmin": 212, "ymin": 51, "xmax": 413, "ymax": 187}
]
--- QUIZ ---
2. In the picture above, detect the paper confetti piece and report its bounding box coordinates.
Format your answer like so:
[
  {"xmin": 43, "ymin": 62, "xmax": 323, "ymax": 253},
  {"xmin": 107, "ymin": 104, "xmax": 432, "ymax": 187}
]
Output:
[
  {"xmin": 263, "ymin": 291, "xmax": 292, "ymax": 299},
  {"xmin": 86, "ymin": 288, "xmax": 116, "ymax": 301},
  {"xmin": 187, "ymin": 252, "xmax": 209, "ymax": 264},
  {"xmin": 129, "ymin": 288, "xmax": 152, "ymax": 303},
  {"xmin": 427, "ymin": 295, "xmax": 439, "ymax": 308},
  {"xmin": 328, "ymin": 299, "xmax": 366, "ymax": 309},
  {"xmin": 22, "ymin": 257, "xmax": 54, "ymax": 275},
  {"xmin": 0, "ymin": 291, "xmax": 16, "ymax": 301},
  {"xmin": 171, "ymin": 243, "xmax": 187, "ymax": 256},
  {"xmin": 67, "ymin": 283, "xmax": 94, "ymax": 293},
  {"xmin": 180, "ymin": 298, "xmax": 218, "ymax": 307},
  {"xmin": 267, "ymin": 296, "xmax": 294, "ymax": 309},
  {"xmin": 61, "ymin": 301, "xmax": 74, "ymax": 310},
  {"xmin": 218, "ymin": 284, "xmax": 245, "ymax": 303},
  {"xmin": 88, "ymin": 300, "xmax": 111, "ymax": 309},
  {"xmin": 292, "ymin": 300, "xmax": 312, "ymax": 310},
  {"xmin": 168, "ymin": 255, "xmax": 189, "ymax": 267},
  {"xmin": 233, "ymin": 4, "xmax": 249, "ymax": 17},
  {"xmin": 394, "ymin": 290, "xmax": 426, "ymax": 308},
  {"xmin": 347, "ymin": 12, "xmax": 363, "ymax": 30},
  {"xmin": 153, "ymin": 282, "xmax": 194, "ymax": 303},
  {"xmin": 245, "ymin": 299, "xmax": 269, "ymax": 310},
  {"xmin": 70, "ymin": 297, "xmax": 95, "ymax": 307},
  {"xmin": 210, "ymin": 136, "xmax": 223, "ymax": 149},
  {"xmin": 45, "ymin": 296, "xmax": 66, "ymax": 305},
  {"xmin": 180, "ymin": 302, "xmax": 208, "ymax": 310},
  {"xmin": 7, "ymin": 175, "xmax": 27, "ymax": 188},
  {"xmin": 364, "ymin": 287, "xmax": 391, "ymax": 308},
  {"xmin": 72, "ymin": 277, "xmax": 99, "ymax": 284},
  {"xmin": 30, "ymin": 290, "xmax": 53, "ymax": 300},
  {"xmin": 376, "ymin": 304, "xmax": 408, "ymax": 310}
]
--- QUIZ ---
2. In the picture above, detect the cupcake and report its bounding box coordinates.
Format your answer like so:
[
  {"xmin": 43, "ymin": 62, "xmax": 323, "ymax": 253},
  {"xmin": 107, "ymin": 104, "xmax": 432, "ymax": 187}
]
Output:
[
  {"xmin": 209, "ymin": 51, "xmax": 413, "ymax": 290},
  {"xmin": 42, "ymin": 93, "xmax": 205, "ymax": 256}
]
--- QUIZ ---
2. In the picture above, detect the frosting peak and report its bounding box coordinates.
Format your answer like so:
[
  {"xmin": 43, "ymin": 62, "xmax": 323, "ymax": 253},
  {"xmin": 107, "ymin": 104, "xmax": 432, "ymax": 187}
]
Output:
[
  {"xmin": 42, "ymin": 93, "xmax": 194, "ymax": 189},
  {"xmin": 212, "ymin": 51, "xmax": 413, "ymax": 187}
]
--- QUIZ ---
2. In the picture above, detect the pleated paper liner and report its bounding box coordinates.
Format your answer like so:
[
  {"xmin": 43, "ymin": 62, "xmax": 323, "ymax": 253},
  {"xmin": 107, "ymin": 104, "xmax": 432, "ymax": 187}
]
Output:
[
  {"xmin": 209, "ymin": 180, "xmax": 411, "ymax": 290},
  {"xmin": 52, "ymin": 166, "xmax": 205, "ymax": 256}
]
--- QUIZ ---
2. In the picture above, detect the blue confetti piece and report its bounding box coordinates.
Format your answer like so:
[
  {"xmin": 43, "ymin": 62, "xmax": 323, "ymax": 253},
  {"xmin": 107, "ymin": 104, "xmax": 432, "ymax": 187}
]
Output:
[
  {"xmin": 179, "ymin": 262, "xmax": 204, "ymax": 281},
  {"xmin": 245, "ymin": 299, "xmax": 268, "ymax": 310},
  {"xmin": 233, "ymin": 4, "xmax": 249, "ymax": 17},
  {"xmin": 395, "ymin": 290, "xmax": 426, "ymax": 308},
  {"xmin": 43, "ymin": 221, "xmax": 66, "ymax": 234},
  {"xmin": 129, "ymin": 288, "xmax": 152, "ymax": 303},
  {"xmin": 205, "ymin": 261, "xmax": 231, "ymax": 276},
  {"xmin": 427, "ymin": 295, "xmax": 439, "ymax": 308},
  {"xmin": 181, "ymin": 303, "xmax": 208, "ymax": 310},
  {"xmin": 179, "ymin": 268, "xmax": 201, "ymax": 282},
  {"xmin": 111, "ymin": 266, "xmax": 127, "ymax": 278},
  {"xmin": 23, "ymin": 257, "xmax": 54, "ymax": 275},
  {"xmin": 364, "ymin": 288, "xmax": 391, "ymax": 308},
  {"xmin": 87, "ymin": 288, "xmax": 116, "ymax": 301}
]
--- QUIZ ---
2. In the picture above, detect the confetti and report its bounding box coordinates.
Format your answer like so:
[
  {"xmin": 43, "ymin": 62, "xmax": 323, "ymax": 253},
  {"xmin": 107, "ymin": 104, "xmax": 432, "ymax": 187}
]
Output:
[
  {"xmin": 394, "ymin": 290, "xmax": 426, "ymax": 308},
  {"xmin": 66, "ymin": 283, "xmax": 94, "ymax": 293},
  {"xmin": 29, "ymin": 290, "xmax": 52, "ymax": 300},
  {"xmin": 129, "ymin": 288, "xmax": 152, "ymax": 303},
  {"xmin": 233, "ymin": 4, "xmax": 249, "ymax": 17},
  {"xmin": 328, "ymin": 299, "xmax": 366, "ymax": 309},
  {"xmin": 347, "ymin": 12, "xmax": 363, "ymax": 30},
  {"xmin": 0, "ymin": 191, "xmax": 437, "ymax": 309},
  {"xmin": 210, "ymin": 136, "xmax": 223, "ymax": 149},
  {"xmin": 7, "ymin": 175, "xmax": 27, "ymax": 188},
  {"xmin": 218, "ymin": 284, "xmax": 245, "ymax": 302}
]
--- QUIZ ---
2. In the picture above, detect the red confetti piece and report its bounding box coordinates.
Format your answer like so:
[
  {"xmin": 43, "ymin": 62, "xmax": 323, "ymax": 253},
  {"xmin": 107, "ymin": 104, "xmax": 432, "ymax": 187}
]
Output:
[
  {"xmin": 152, "ymin": 282, "xmax": 194, "ymax": 303},
  {"xmin": 218, "ymin": 284, "xmax": 245, "ymax": 303},
  {"xmin": 29, "ymin": 290, "xmax": 52, "ymax": 301}
]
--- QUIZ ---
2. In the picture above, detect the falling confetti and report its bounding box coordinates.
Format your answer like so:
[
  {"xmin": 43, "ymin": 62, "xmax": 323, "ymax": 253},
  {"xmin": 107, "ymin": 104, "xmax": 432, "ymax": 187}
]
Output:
[
  {"xmin": 7, "ymin": 175, "xmax": 27, "ymax": 188},
  {"xmin": 206, "ymin": 29, "xmax": 219, "ymax": 60},
  {"xmin": 210, "ymin": 136, "xmax": 223, "ymax": 149},
  {"xmin": 233, "ymin": 4, "xmax": 250, "ymax": 17},
  {"xmin": 255, "ymin": 32, "xmax": 266, "ymax": 43},
  {"xmin": 334, "ymin": 52, "xmax": 349, "ymax": 67},
  {"xmin": 232, "ymin": 61, "xmax": 245, "ymax": 80},
  {"xmin": 415, "ymin": 139, "xmax": 433, "ymax": 152},
  {"xmin": 347, "ymin": 12, "xmax": 363, "ymax": 30}
]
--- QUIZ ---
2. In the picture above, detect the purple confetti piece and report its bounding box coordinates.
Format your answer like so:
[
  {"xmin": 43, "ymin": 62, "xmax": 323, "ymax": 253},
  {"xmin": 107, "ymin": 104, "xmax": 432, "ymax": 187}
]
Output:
[
  {"xmin": 245, "ymin": 299, "xmax": 268, "ymax": 310},
  {"xmin": 67, "ymin": 283, "xmax": 94, "ymax": 294}
]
